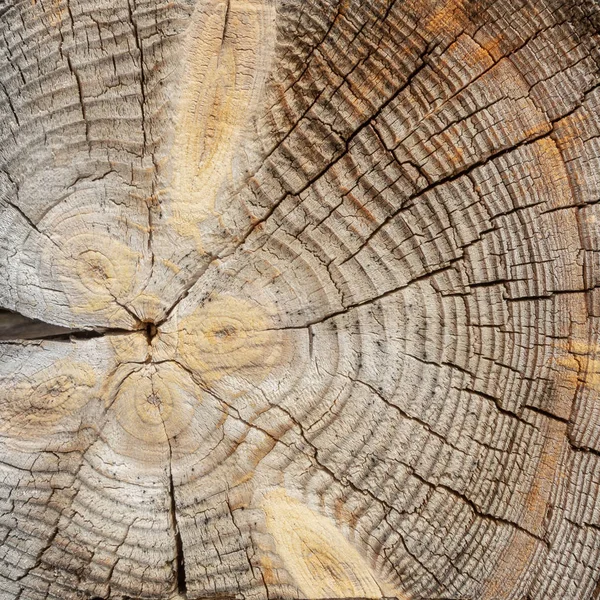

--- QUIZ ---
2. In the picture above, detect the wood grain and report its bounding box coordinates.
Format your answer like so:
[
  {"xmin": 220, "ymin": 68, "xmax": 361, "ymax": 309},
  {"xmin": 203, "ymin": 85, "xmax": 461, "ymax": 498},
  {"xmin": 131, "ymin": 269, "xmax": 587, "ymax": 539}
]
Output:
[{"xmin": 1, "ymin": 0, "xmax": 600, "ymax": 599}]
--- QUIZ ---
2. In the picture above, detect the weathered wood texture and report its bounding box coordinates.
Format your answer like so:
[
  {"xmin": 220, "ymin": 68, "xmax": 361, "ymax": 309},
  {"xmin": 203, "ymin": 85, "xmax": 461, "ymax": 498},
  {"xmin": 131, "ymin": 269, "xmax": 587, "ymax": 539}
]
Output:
[{"xmin": 1, "ymin": 0, "xmax": 600, "ymax": 598}]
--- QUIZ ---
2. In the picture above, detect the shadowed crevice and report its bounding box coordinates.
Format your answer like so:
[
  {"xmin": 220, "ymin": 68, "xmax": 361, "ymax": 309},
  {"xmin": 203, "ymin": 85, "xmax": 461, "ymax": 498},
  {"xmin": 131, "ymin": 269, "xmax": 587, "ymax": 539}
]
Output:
[
  {"xmin": 168, "ymin": 462, "xmax": 187, "ymax": 597},
  {"xmin": 0, "ymin": 308, "xmax": 79, "ymax": 340},
  {"xmin": 0, "ymin": 308, "xmax": 148, "ymax": 342}
]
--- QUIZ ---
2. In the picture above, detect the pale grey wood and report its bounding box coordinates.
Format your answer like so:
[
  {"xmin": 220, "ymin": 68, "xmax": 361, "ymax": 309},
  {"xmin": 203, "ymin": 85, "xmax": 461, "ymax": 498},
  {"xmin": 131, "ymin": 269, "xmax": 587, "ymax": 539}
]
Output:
[{"xmin": 1, "ymin": 0, "xmax": 600, "ymax": 599}]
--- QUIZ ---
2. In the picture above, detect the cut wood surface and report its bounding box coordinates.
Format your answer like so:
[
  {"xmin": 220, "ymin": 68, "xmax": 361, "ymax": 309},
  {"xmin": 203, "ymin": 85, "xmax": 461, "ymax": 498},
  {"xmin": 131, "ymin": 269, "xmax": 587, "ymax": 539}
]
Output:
[{"xmin": 1, "ymin": 0, "xmax": 600, "ymax": 598}]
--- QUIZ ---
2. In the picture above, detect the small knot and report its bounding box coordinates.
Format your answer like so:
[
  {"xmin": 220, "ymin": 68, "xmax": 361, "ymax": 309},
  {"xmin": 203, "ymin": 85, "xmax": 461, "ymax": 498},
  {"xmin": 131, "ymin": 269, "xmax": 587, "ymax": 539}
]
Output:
[{"xmin": 146, "ymin": 393, "xmax": 161, "ymax": 407}]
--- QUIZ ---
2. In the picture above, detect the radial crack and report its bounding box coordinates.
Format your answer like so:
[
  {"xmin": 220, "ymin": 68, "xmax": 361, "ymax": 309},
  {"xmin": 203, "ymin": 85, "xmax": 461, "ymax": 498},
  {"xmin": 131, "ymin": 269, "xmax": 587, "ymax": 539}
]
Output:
[{"xmin": 156, "ymin": 374, "xmax": 187, "ymax": 598}]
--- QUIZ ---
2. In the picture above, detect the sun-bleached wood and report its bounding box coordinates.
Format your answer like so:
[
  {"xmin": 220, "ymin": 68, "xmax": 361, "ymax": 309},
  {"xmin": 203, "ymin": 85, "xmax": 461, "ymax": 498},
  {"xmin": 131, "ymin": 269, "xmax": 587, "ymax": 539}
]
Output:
[{"xmin": 1, "ymin": 0, "xmax": 600, "ymax": 599}]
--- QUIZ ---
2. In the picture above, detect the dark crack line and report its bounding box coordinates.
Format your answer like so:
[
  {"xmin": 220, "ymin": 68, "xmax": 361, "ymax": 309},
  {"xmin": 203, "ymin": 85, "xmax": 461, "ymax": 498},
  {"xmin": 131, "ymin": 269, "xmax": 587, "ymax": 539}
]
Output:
[
  {"xmin": 168, "ymin": 460, "xmax": 187, "ymax": 596},
  {"xmin": 158, "ymin": 381, "xmax": 187, "ymax": 597},
  {"xmin": 214, "ymin": 44, "xmax": 434, "ymax": 266},
  {"xmin": 263, "ymin": 259, "xmax": 459, "ymax": 331},
  {"xmin": 219, "ymin": 0, "xmax": 232, "ymax": 54},
  {"xmin": 0, "ymin": 307, "xmax": 144, "ymax": 342},
  {"xmin": 155, "ymin": 257, "xmax": 217, "ymax": 327}
]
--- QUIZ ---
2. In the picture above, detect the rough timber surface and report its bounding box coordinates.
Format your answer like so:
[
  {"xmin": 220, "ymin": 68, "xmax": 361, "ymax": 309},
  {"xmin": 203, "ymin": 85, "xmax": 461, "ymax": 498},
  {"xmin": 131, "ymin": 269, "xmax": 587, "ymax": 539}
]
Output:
[{"xmin": 1, "ymin": 0, "xmax": 600, "ymax": 599}]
